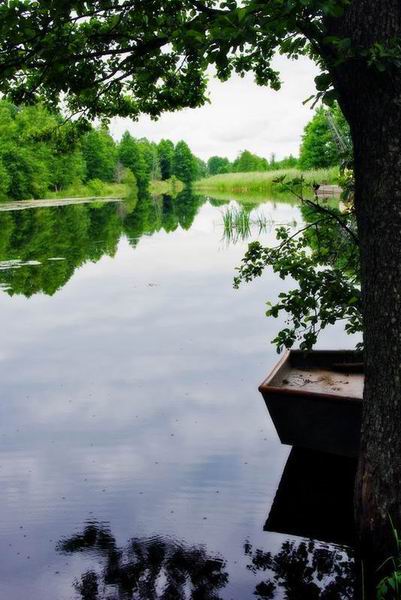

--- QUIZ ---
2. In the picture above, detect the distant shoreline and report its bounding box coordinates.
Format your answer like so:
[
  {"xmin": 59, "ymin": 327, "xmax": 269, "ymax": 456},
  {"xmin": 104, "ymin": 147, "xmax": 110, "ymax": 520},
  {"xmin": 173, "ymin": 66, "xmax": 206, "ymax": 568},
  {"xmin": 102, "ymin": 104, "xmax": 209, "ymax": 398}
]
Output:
[
  {"xmin": 195, "ymin": 167, "xmax": 339, "ymax": 195},
  {"xmin": 0, "ymin": 196, "xmax": 126, "ymax": 212}
]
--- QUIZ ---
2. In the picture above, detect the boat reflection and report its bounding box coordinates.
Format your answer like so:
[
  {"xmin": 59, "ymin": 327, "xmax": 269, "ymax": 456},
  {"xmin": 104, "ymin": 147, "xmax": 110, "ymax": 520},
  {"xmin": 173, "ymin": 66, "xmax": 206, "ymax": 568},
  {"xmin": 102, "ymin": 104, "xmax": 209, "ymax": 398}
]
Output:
[{"xmin": 265, "ymin": 447, "xmax": 357, "ymax": 547}]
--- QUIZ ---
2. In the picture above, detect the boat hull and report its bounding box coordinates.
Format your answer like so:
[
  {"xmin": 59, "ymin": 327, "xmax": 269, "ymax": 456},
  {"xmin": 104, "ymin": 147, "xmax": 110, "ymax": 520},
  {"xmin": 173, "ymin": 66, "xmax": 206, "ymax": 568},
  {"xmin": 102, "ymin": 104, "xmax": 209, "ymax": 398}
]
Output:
[{"xmin": 259, "ymin": 350, "xmax": 363, "ymax": 457}]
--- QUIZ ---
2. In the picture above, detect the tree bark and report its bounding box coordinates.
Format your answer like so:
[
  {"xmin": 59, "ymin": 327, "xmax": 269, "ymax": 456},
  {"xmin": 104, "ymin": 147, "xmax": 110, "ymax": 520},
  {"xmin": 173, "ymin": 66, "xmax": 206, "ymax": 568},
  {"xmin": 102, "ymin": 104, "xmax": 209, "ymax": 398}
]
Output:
[{"xmin": 324, "ymin": 0, "xmax": 401, "ymax": 591}]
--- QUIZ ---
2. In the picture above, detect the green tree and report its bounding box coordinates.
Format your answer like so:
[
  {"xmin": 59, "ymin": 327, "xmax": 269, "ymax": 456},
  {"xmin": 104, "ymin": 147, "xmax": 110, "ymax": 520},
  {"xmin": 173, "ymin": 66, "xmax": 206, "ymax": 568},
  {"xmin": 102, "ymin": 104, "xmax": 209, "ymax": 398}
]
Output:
[
  {"xmin": 194, "ymin": 156, "xmax": 207, "ymax": 179},
  {"xmin": 173, "ymin": 140, "xmax": 196, "ymax": 184},
  {"xmin": 1, "ymin": 145, "xmax": 50, "ymax": 199},
  {"xmin": 82, "ymin": 128, "xmax": 117, "ymax": 182},
  {"xmin": 207, "ymin": 156, "xmax": 231, "ymax": 175},
  {"xmin": 1, "ymin": 0, "xmax": 401, "ymax": 571},
  {"xmin": 52, "ymin": 149, "xmax": 86, "ymax": 191},
  {"xmin": 138, "ymin": 138, "xmax": 161, "ymax": 181},
  {"xmin": 158, "ymin": 139, "xmax": 175, "ymax": 180},
  {"xmin": 299, "ymin": 105, "xmax": 349, "ymax": 169},
  {"xmin": 274, "ymin": 155, "xmax": 299, "ymax": 170},
  {"xmin": 118, "ymin": 132, "xmax": 148, "ymax": 189},
  {"xmin": 0, "ymin": 101, "xmax": 57, "ymax": 198},
  {"xmin": 0, "ymin": 158, "xmax": 10, "ymax": 198},
  {"xmin": 48, "ymin": 120, "xmax": 87, "ymax": 190},
  {"xmin": 232, "ymin": 150, "xmax": 268, "ymax": 172}
]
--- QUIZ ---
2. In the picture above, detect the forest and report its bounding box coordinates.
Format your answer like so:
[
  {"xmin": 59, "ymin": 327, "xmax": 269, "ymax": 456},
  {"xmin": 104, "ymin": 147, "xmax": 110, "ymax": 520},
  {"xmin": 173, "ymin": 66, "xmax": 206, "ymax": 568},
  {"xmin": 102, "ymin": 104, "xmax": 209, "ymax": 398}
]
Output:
[
  {"xmin": 0, "ymin": 99, "xmax": 346, "ymax": 201},
  {"xmin": 0, "ymin": 100, "xmax": 203, "ymax": 200}
]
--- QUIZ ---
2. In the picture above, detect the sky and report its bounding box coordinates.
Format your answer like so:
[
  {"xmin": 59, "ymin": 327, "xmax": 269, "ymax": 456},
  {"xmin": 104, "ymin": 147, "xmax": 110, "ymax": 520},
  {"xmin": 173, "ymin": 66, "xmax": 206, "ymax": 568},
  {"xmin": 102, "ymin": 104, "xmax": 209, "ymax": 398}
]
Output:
[{"xmin": 110, "ymin": 54, "xmax": 319, "ymax": 162}]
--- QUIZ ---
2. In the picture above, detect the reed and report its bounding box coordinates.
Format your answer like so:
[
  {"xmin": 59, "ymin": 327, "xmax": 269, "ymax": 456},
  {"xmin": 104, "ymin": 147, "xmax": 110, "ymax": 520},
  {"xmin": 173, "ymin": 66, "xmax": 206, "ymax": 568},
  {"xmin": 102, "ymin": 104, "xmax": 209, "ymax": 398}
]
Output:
[
  {"xmin": 222, "ymin": 207, "xmax": 251, "ymax": 243},
  {"xmin": 221, "ymin": 206, "xmax": 275, "ymax": 244}
]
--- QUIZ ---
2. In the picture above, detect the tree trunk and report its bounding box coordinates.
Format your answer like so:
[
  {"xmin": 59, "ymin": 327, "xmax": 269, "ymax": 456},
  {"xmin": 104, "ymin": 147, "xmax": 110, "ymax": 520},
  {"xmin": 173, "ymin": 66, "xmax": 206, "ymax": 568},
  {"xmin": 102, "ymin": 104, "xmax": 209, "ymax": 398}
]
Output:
[
  {"xmin": 352, "ymin": 95, "xmax": 401, "ymax": 590},
  {"xmin": 324, "ymin": 0, "xmax": 401, "ymax": 590}
]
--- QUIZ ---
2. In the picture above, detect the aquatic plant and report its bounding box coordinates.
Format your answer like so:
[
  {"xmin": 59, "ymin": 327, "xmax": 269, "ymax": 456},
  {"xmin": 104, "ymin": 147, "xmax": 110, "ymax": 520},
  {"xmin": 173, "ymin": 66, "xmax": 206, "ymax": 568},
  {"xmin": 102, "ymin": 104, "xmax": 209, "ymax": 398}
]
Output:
[
  {"xmin": 221, "ymin": 206, "xmax": 275, "ymax": 244},
  {"xmin": 222, "ymin": 207, "xmax": 251, "ymax": 244}
]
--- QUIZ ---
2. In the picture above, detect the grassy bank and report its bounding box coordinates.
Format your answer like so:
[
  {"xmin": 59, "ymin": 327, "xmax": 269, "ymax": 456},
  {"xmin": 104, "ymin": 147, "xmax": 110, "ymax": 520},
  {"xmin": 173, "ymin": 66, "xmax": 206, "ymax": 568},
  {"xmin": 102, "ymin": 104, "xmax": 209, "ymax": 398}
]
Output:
[
  {"xmin": 45, "ymin": 177, "xmax": 183, "ymax": 201},
  {"xmin": 195, "ymin": 168, "xmax": 339, "ymax": 194},
  {"xmin": 47, "ymin": 181, "xmax": 128, "ymax": 199}
]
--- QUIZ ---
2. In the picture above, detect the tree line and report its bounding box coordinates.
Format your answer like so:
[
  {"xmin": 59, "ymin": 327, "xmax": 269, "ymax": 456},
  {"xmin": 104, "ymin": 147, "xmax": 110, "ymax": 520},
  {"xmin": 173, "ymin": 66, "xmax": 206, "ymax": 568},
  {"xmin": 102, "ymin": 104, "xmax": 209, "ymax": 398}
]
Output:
[
  {"xmin": 0, "ymin": 100, "xmax": 206, "ymax": 201},
  {"xmin": 206, "ymin": 151, "xmax": 298, "ymax": 176},
  {"xmin": 0, "ymin": 98, "xmax": 349, "ymax": 202},
  {"xmin": 206, "ymin": 103, "xmax": 350, "ymax": 176}
]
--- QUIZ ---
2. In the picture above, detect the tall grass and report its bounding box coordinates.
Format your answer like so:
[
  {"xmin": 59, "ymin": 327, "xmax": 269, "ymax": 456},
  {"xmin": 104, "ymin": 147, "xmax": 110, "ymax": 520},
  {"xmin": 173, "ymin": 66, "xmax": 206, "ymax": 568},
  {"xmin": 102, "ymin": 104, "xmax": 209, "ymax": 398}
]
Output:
[{"xmin": 196, "ymin": 167, "xmax": 339, "ymax": 194}]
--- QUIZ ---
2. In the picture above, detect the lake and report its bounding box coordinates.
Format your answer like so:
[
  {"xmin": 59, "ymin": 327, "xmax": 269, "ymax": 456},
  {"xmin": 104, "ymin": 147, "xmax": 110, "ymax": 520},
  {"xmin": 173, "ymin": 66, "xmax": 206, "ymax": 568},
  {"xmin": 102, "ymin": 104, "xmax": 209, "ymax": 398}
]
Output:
[{"xmin": 0, "ymin": 190, "xmax": 355, "ymax": 599}]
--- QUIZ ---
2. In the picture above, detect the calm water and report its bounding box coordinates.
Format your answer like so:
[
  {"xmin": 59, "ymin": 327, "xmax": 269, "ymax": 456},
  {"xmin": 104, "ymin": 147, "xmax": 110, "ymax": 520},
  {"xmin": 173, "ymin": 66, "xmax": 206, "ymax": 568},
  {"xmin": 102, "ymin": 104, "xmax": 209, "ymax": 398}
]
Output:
[{"xmin": 0, "ymin": 191, "xmax": 355, "ymax": 599}]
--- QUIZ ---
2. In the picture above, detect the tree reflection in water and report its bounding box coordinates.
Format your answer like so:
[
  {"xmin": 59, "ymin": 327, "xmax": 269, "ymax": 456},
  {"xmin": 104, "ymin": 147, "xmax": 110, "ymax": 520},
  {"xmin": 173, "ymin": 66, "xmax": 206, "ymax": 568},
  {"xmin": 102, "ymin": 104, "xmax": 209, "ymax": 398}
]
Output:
[
  {"xmin": 244, "ymin": 538, "xmax": 355, "ymax": 599},
  {"xmin": 57, "ymin": 521, "xmax": 356, "ymax": 599},
  {"xmin": 0, "ymin": 189, "xmax": 208, "ymax": 297},
  {"xmin": 57, "ymin": 522, "xmax": 229, "ymax": 600}
]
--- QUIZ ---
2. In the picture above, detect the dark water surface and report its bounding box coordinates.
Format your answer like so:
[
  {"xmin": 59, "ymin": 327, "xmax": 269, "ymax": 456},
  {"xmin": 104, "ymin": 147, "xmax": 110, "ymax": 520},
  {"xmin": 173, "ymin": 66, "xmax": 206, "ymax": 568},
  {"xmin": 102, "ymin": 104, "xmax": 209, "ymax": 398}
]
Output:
[{"xmin": 0, "ymin": 192, "xmax": 355, "ymax": 599}]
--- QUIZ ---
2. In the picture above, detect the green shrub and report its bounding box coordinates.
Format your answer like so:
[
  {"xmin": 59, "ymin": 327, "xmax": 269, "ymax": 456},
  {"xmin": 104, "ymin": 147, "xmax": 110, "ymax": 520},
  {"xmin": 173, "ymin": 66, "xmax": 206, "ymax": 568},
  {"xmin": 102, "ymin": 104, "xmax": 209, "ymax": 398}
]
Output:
[{"xmin": 87, "ymin": 178, "xmax": 107, "ymax": 196}]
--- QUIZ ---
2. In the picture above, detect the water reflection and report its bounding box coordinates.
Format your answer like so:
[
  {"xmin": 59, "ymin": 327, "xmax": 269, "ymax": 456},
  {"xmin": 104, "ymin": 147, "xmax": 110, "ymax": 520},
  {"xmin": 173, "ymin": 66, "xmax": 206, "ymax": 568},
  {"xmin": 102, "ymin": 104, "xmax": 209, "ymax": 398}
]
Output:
[
  {"xmin": 58, "ymin": 522, "xmax": 228, "ymax": 599},
  {"xmin": 0, "ymin": 190, "xmax": 358, "ymax": 598},
  {"xmin": 57, "ymin": 450, "xmax": 357, "ymax": 598},
  {"xmin": 265, "ymin": 448, "xmax": 357, "ymax": 547},
  {"xmin": 0, "ymin": 189, "xmax": 209, "ymax": 297},
  {"xmin": 245, "ymin": 538, "xmax": 355, "ymax": 599},
  {"xmin": 56, "ymin": 519, "xmax": 355, "ymax": 599}
]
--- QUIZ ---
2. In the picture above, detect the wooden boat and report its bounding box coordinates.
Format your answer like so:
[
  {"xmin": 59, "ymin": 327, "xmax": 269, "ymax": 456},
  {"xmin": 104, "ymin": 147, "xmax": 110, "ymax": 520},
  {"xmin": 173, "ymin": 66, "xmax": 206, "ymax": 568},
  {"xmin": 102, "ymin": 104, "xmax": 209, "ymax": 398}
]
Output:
[{"xmin": 259, "ymin": 350, "xmax": 363, "ymax": 457}]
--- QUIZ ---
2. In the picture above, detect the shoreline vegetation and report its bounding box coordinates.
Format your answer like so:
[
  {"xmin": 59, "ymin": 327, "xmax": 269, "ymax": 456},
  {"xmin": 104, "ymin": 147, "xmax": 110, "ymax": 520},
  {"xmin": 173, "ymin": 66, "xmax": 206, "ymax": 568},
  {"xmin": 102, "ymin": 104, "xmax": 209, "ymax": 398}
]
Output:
[
  {"xmin": 0, "ymin": 99, "xmax": 199, "ymax": 204},
  {"xmin": 194, "ymin": 167, "xmax": 339, "ymax": 195},
  {"xmin": 39, "ymin": 177, "xmax": 183, "ymax": 202},
  {"xmin": 0, "ymin": 99, "xmax": 344, "ymax": 205},
  {"xmin": 3, "ymin": 169, "xmax": 339, "ymax": 206}
]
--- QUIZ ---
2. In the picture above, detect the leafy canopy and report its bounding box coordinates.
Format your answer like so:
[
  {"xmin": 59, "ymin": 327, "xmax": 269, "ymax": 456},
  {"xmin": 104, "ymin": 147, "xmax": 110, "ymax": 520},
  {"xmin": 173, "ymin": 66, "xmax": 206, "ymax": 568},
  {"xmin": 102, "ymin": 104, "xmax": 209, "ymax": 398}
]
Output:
[{"xmin": 0, "ymin": 0, "xmax": 360, "ymax": 121}]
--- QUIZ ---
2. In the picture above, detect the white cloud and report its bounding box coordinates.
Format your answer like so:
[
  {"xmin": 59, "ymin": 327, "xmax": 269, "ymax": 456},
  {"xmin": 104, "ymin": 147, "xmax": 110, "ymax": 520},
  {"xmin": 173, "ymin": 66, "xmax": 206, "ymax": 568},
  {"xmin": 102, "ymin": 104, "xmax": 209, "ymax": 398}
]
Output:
[{"xmin": 110, "ymin": 55, "xmax": 319, "ymax": 161}]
